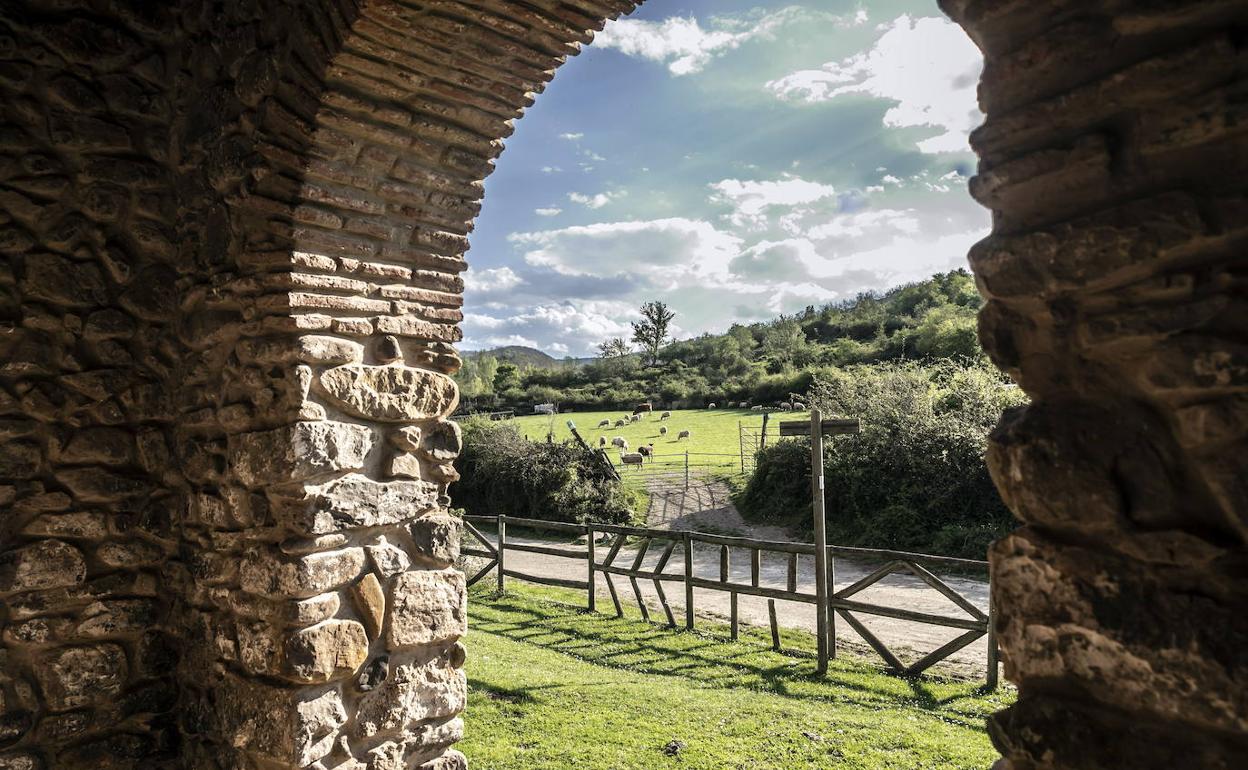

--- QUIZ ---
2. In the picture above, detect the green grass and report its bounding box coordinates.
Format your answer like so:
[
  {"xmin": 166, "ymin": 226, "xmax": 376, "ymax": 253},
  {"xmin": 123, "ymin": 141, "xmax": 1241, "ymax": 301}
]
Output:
[
  {"xmin": 509, "ymin": 408, "xmax": 808, "ymax": 461},
  {"xmin": 462, "ymin": 583, "xmax": 1012, "ymax": 769}
]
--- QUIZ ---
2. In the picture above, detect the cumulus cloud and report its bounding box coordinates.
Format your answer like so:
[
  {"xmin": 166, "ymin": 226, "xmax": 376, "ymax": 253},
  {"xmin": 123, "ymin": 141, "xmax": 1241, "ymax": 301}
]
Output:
[
  {"xmin": 709, "ymin": 177, "xmax": 838, "ymax": 229},
  {"xmin": 766, "ymin": 15, "xmax": 982, "ymax": 153},
  {"xmin": 462, "ymin": 301, "xmax": 636, "ymax": 352},
  {"xmin": 464, "ymin": 267, "xmax": 522, "ymax": 294},
  {"xmin": 509, "ymin": 218, "xmax": 742, "ymax": 285},
  {"xmin": 593, "ymin": 8, "xmax": 808, "ymax": 76},
  {"xmin": 535, "ymin": 207, "xmax": 563, "ymax": 217},
  {"xmin": 568, "ymin": 191, "xmax": 617, "ymax": 210}
]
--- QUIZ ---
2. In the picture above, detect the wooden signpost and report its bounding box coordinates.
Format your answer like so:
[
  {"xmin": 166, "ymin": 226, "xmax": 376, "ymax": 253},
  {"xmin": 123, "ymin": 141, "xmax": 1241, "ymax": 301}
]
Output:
[{"xmin": 779, "ymin": 409, "xmax": 860, "ymax": 675}]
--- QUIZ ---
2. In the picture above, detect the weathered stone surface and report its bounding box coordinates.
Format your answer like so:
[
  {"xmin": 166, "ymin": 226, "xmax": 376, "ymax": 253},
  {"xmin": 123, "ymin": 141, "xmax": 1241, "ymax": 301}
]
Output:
[
  {"xmin": 0, "ymin": 540, "xmax": 86, "ymax": 594},
  {"xmin": 366, "ymin": 538, "xmax": 412, "ymax": 577},
  {"xmin": 319, "ymin": 364, "xmax": 458, "ymax": 421},
  {"xmin": 389, "ymin": 452, "xmax": 423, "ymax": 479},
  {"xmin": 229, "ymin": 421, "xmax": 375, "ymax": 486},
  {"xmin": 390, "ymin": 425, "xmax": 422, "ymax": 451},
  {"xmin": 213, "ymin": 677, "xmax": 347, "ymax": 767},
  {"xmin": 239, "ymin": 547, "xmax": 366, "ymax": 599},
  {"xmin": 409, "ymin": 513, "xmax": 462, "ymax": 566},
  {"xmin": 388, "ymin": 570, "xmax": 466, "ymax": 648},
  {"xmin": 282, "ymin": 474, "xmax": 440, "ymax": 534},
  {"xmin": 283, "ymin": 620, "xmax": 370, "ymax": 683},
  {"xmin": 36, "ymin": 644, "xmax": 127, "ymax": 710},
  {"xmin": 353, "ymin": 572, "xmax": 386, "ymax": 638},
  {"xmin": 355, "ymin": 656, "xmax": 467, "ymax": 737},
  {"xmin": 21, "ymin": 512, "xmax": 109, "ymax": 539},
  {"xmin": 420, "ymin": 420, "xmax": 462, "ymax": 463}
]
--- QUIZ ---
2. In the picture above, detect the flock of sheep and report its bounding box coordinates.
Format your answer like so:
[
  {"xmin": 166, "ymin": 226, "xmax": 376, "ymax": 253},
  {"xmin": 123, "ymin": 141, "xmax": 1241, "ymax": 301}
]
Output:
[
  {"xmin": 588, "ymin": 402, "xmax": 803, "ymax": 467},
  {"xmin": 589, "ymin": 409, "xmax": 693, "ymax": 466}
]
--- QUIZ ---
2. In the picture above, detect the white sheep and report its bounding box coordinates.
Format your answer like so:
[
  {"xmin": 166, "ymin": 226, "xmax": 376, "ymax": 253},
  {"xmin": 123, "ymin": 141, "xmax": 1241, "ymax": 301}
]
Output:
[
  {"xmin": 707, "ymin": 403, "xmax": 717, "ymax": 409},
  {"xmin": 638, "ymin": 444, "xmax": 654, "ymax": 459},
  {"xmin": 597, "ymin": 419, "xmax": 611, "ymax": 428},
  {"xmin": 792, "ymin": 402, "xmax": 806, "ymax": 411},
  {"xmin": 677, "ymin": 430, "xmax": 691, "ymax": 440},
  {"xmin": 752, "ymin": 405, "xmax": 764, "ymax": 411},
  {"xmin": 612, "ymin": 437, "xmax": 628, "ymax": 449},
  {"xmin": 659, "ymin": 426, "xmax": 668, "ymax": 436},
  {"xmin": 780, "ymin": 402, "xmax": 792, "ymax": 411},
  {"xmin": 614, "ymin": 418, "xmax": 627, "ymax": 427},
  {"xmin": 598, "ymin": 436, "xmax": 607, "ymax": 447},
  {"xmin": 660, "ymin": 411, "xmax": 671, "ymax": 420},
  {"xmin": 620, "ymin": 451, "xmax": 643, "ymax": 466},
  {"xmin": 630, "ymin": 414, "xmax": 641, "ymax": 422}
]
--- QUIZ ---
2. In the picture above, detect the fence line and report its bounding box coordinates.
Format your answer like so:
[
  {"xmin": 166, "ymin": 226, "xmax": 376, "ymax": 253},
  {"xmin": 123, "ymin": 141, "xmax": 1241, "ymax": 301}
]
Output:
[{"xmin": 462, "ymin": 514, "xmax": 998, "ymax": 688}]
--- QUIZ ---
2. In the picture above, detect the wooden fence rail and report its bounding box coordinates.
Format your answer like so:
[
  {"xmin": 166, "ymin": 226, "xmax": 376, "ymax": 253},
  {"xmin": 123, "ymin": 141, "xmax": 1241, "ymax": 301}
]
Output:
[{"xmin": 461, "ymin": 514, "xmax": 998, "ymax": 688}]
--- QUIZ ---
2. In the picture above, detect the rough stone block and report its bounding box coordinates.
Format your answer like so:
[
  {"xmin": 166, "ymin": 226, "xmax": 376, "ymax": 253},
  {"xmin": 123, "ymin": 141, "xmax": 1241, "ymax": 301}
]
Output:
[
  {"xmin": 388, "ymin": 569, "xmax": 466, "ymax": 648},
  {"xmin": 354, "ymin": 656, "xmax": 467, "ymax": 737},
  {"xmin": 366, "ymin": 538, "xmax": 412, "ymax": 577},
  {"xmin": 409, "ymin": 513, "xmax": 461, "ymax": 566},
  {"xmin": 36, "ymin": 644, "xmax": 127, "ymax": 710},
  {"xmin": 353, "ymin": 573, "xmax": 386, "ymax": 638},
  {"xmin": 239, "ymin": 546, "xmax": 366, "ymax": 599},
  {"xmin": 283, "ymin": 620, "xmax": 370, "ymax": 683},
  {"xmin": 319, "ymin": 363, "xmax": 458, "ymax": 421},
  {"xmin": 229, "ymin": 421, "xmax": 375, "ymax": 486},
  {"xmin": 419, "ymin": 420, "xmax": 462, "ymax": 463},
  {"xmin": 282, "ymin": 474, "xmax": 439, "ymax": 534},
  {"xmin": 212, "ymin": 676, "xmax": 346, "ymax": 767},
  {"xmin": 0, "ymin": 540, "xmax": 86, "ymax": 595}
]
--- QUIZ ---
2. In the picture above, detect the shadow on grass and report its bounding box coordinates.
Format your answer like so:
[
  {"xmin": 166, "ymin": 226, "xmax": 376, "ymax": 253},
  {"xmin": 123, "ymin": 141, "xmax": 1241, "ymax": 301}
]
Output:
[{"xmin": 468, "ymin": 586, "xmax": 1000, "ymax": 730}]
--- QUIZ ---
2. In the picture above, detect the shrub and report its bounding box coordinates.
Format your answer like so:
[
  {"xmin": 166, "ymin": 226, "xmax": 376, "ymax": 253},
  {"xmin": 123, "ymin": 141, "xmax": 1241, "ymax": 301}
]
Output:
[
  {"xmin": 451, "ymin": 417, "xmax": 641, "ymax": 526},
  {"xmin": 736, "ymin": 361, "xmax": 1027, "ymax": 559}
]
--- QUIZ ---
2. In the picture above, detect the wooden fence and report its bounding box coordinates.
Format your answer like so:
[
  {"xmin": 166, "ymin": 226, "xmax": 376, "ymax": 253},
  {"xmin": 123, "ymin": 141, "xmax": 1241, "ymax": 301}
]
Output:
[{"xmin": 461, "ymin": 514, "xmax": 998, "ymax": 688}]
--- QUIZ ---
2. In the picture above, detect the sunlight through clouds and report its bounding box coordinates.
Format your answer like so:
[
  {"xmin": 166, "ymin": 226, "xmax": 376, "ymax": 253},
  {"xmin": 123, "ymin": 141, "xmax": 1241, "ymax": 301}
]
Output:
[{"xmin": 767, "ymin": 15, "xmax": 983, "ymax": 153}]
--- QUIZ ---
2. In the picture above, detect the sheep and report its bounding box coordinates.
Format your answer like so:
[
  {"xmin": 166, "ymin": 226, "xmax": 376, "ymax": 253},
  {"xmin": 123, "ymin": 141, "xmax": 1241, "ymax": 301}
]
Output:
[
  {"xmin": 614, "ymin": 418, "xmax": 627, "ymax": 427},
  {"xmin": 597, "ymin": 419, "xmax": 611, "ymax": 428},
  {"xmin": 792, "ymin": 402, "xmax": 806, "ymax": 411},
  {"xmin": 660, "ymin": 411, "xmax": 671, "ymax": 420},
  {"xmin": 707, "ymin": 402, "xmax": 717, "ymax": 409},
  {"xmin": 780, "ymin": 401, "xmax": 792, "ymax": 411},
  {"xmin": 630, "ymin": 414, "xmax": 641, "ymax": 423},
  {"xmin": 659, "ymin": 426, "xmax": 668, "ymax": 436},
  {"xmin": 677, "ymin": 430, "xmax": 691, "ymax": 440},
  {"xmin": 598, "ymin": 436, "xmax": 607, "ymax": 448},
  {"xmin": 752, "ymin": 405, "xmax": 764, "ymax": 411},
  {"xmin": 637, "ymin": 444, "xmax": 654, "ymax": 459},
  {"xmin": 620, "ymin": 451, "xmax": 644, "ymax": 466},
  {"xmin": 612, "ymin": 437, "xmax": 628, "ymax": 449}
]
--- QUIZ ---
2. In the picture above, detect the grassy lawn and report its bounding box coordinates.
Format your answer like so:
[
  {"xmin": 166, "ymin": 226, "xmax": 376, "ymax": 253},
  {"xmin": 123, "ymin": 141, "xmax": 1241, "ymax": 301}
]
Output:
[
  {"xmin": 462, "ymin": 583, "xmax": 1012, "ymax": 769},
  {"xmin": 509, "ymin": 407, "xmax": 808, "ymax": 461}
]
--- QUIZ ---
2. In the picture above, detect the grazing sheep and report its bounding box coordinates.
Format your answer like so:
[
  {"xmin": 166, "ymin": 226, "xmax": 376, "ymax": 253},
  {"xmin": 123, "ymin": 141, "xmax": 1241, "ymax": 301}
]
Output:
[
  {"xmin": 630, "ymin": 414, "xmax": 641, "ymax": 423},
  {"xmin": 598, "ymin": 436, "xmax": 607, "ymax": 447},
  {"xmin": 614, "ymin": 418, "xmax": 627, "ymax": 427},
  {"xmin": 660, "ymin": 411, "xmax": 671, "ymax": 420},
  {"xmin": 638, "ymin": 444, "xmax": 654, "ymax": 459},
  {"xmin": 780, "ymin": 402, "xmax": 792, "ymax": 411},
  {"xmin": 597, "ymin": 419, "xmax": 611, "ymax": 428},
  {"xmin": 707, "ymin": 402, "xmax": 717, "ymax": 409},
  {"xmin": 752, "ymin": 405, "xmax": 764, "ymax": 411},
  {"xmin": 792, "ymin": 402, "xmax": 806, "ymax": 411},
  {"xmin": 677, "ymin": 430, "xmax": 691, "ymax": 440},
  {"xmin": 659, "ymin": 426, "xmax": 668, "ymax": 436},
  {"xmin": 620, "ymin": 451, "xmax": 644, "ymax": 466},
  {"xmin": 612, "ymin": 437, "xmax": 628, "ymax": 449}
]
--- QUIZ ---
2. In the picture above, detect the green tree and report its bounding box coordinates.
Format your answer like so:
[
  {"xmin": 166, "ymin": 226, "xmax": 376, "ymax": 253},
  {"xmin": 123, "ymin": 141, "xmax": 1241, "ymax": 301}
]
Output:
[
  {"xmin": 492, "ymin": 362, "xmax": 521, "ymax": 393},
  {"xmin": 631, "ymin": 301, "xmax": 676, "ymax": 366}
]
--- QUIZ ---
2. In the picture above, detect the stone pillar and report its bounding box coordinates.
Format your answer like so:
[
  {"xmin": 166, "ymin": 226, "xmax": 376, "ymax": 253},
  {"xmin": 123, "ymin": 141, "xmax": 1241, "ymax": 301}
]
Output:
[{"xmin": 943, "ymin": 0, "xmax": 1248, "ymax": 766}]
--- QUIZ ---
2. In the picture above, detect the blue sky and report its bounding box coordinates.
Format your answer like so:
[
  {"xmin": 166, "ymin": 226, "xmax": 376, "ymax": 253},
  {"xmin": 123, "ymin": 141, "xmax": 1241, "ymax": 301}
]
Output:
[{"xmin": 462, "ymin": 1, "xmax": 987, "ymax": 357}]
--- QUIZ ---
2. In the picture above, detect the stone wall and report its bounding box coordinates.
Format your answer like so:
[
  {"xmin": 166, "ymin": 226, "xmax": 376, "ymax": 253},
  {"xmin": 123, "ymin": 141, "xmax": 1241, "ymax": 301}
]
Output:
[
  {"xmin": 941, "ymin": 0, "xmax": 1248, "ymax": 767},
  {"xmin": 1, "ymin": 1, "xmax": 636, "ymax": 768},
  {"xmin": 2, "ymin": 0, "xmax": 1245, "ymax": 768}
]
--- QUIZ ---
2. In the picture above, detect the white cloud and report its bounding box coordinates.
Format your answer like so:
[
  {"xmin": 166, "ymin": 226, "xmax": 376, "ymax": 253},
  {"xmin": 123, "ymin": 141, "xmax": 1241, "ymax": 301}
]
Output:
[
  {"xmin": 709, "ymin": 177, "xmax": 838, "ymax": 229},
  {"xmin": 593, "ymin": 9, "xmax": 803, "ymax": 76},
  {"xmin": 568, "ymin": 191, "xmax": 617, "ymax": 210},
  {"xmin": 464, "ymin": 267, "xmax": 522, "ymax": 294},
  {"xmin": 535, "ymin": 207, "xmax": 563, "ymax": 217},
  {"xmin": 462, "ymin": 302, "xmax": 635, "ymax": 352},
  {"xmin": 559, "ymin": 132, "xmax": 584, "ymax": 140},
  {"xmin": 766, "ymin": 15, "xmax": 982, "ymax": 153},
  {"xmin": 806, "ymin": 209, "xmax": 920, "ymax": 241},
  {"xmin": 509, "ymin": 218, "xmax": 742, "ymax": 285},
  {"xmin": 541, "ymin": 166, "xmax": 562, "ymax": 174}
]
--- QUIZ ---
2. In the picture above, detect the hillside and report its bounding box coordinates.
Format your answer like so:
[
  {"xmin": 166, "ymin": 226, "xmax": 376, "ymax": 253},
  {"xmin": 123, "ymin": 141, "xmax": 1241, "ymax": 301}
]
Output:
[{"xmin": 455, "ymin": 269, "xmax": 986, "ymax": 411}]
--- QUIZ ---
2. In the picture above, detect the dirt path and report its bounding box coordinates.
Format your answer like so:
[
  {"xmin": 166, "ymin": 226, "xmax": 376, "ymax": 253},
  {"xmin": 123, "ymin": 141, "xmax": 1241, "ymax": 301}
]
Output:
[{"xmin": 478, "ymin": 473, "xmax": 996, "ymax": 680}]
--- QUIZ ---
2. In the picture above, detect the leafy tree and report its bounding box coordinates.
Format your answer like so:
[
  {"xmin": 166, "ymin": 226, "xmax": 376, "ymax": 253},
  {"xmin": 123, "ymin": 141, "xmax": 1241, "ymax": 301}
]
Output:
[
  {"xmin": 492, "ymin": 362, "xmax": 521, "ymax": 393},
  {"xmin": 598, "ymin": 337, "xmax": 631, "ymax": 359},
  {"xmin": 631, "ymin": 300, "xmax": 676, "ymax": 366}
]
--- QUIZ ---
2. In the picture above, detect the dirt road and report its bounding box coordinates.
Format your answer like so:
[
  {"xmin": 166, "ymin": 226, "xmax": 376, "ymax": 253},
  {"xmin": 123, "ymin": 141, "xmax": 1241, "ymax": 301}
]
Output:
[{"xmin": 475, "ymin": 475, "xmax": 996, "ymax": 679}]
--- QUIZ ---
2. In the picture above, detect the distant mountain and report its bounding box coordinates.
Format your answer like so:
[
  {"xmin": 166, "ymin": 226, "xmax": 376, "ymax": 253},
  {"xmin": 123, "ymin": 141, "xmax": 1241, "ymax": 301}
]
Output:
[{"xmin": 462, "ymin": 345, "xmax": 594, "ymax": 369}]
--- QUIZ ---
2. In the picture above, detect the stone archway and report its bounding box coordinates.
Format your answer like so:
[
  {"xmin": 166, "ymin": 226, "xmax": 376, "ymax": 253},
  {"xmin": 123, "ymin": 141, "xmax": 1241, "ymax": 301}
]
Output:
[{"xmin": 0, "ymin": 1, "xmax": 1245, "ymax": 768}]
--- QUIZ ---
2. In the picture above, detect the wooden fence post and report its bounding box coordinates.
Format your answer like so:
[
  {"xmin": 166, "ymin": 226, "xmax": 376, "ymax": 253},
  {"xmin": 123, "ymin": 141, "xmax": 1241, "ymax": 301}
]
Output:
[
  {"xmin": 684, "ymin": 532, "xmax": 694, "ymax": 631},
  {"xmin": 586, "ymin": 524, "xmax": 596, "ymax": 612},
  {"xmin": 810, "ymin": 409, "xmax": 830, "ymax": 675},
  {"xmin": 986, "ymin": 592, "xmax": 999, "ymax": 690},
  {"xmin": 827, "ymin": 551, "xmax": 836, "ymax": 660},
  {"xmin": 496, "ymin": 515, "xmax": 507, "ymax": 593}
]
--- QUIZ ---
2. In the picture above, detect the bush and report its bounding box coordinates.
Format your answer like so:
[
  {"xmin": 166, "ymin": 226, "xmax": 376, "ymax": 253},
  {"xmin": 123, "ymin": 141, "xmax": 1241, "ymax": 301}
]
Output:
[
  {"xmin": 736, "ymin": 361, "xmax": 1027, "ymax": 559},
  {"xmin": 451, "ymin": 417, "xmax": 641, "ymax": 526}
]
